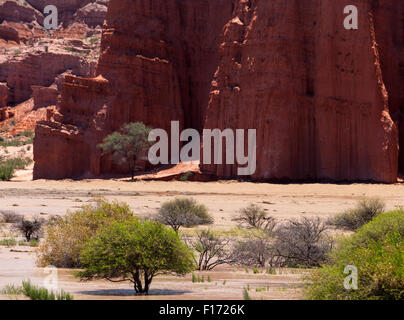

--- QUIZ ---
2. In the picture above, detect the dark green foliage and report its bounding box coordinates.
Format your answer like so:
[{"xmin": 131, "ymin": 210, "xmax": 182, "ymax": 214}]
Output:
[
  {"xmin": 156, "ymin": 198, "xmax": 213, "ymax": 233},
  {"xmin": 98, "ymin": 122, "xmax": 152, "ymax": 180},
  {"xmin": 78, "ymin": 219, "xmax": 195, "ymax": 295}
]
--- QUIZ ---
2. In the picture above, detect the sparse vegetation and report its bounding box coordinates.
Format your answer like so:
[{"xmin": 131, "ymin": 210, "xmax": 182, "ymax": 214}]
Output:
[
  {"xmin": 233, "ymin": 203, "xmax": 277, "ymax": 231},
  {"xmin": 328, "ymin": 198, "xmax": 385, "ymax": 231},
  {"xmin": 156, "ymin": 198, "xmax": 213, "ymax": 233},
  {"xmin": 0, "ymin": 210, "xmax": 21, "ymax": 223},
  {"xmin": 0, "ymin": 156, "xmax": 33, "ymax": 180},
  {"xmin": 0, "ymin": 238, "xmax": 17, "ymax": 246},
  {"xmin": 1, "ymin": 281, "xmax": 73, "ymax": 300},
  {"xmin": 15, "ymin": 216, "xmax": 44, "ymax": 241},
  {"xmin": 179, "ymin": 171, "xmax": 193, "ymax": 181},
  {"xmin": 273, "ymin": 217, "xmax": 332, "ymax": 267},
  {"xmin": 98, "ymin": 122, "xmax": 153, "ymax": 181},
  {"xmin": 78, "ymin": 219, "xmax": 195, "ymax": 295},
  {"xmin": 186, "ymin": 229, "xmax": 232, "ymax": 271},
  {"xmin": 306, "ymin": 210, "xmax": 404, "ymax": 300},
  {"xmin": 232, "ymin": 236, "xmax": 277, "ymax": 268},
  {"xmin": 243, "ymin": 287, "xmax": 251, "ymax": 300}
]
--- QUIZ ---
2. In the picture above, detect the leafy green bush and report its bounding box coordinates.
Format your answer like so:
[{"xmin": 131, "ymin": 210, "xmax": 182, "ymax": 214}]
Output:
[
  {"xmin": 328, "ymin": 198, "xmax": 385, "ymax": 231},
  {"xmin": 78, "ymin": 219, "xmax": 195, "ymax": 295},
  {"xmin": 37, "ymin": 199, "xmax": 135, "ymax": 268},
  {"xmin": 156, "ymin": 198, "xmax": 213, "ymax": 233},
  {"xmin": 306, "ymin": 210, "xmax": 404, "ymax": 300}
]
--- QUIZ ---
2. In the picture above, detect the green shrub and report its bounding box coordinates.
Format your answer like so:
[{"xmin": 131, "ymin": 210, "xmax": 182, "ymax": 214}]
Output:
[
  {"xmin": 179, "ymin": 171, "xmax": 193, "ymax": 181},
  {"xmin": 328, "ymin": 198, "xmax": 385, "ymax": 231},
  {"xmin": 21, "ymin": 281, "xmax": 73, "ymax": 300},
  {"xmin": 36, "ymin": 199, "xmax": 135, "ymax": 268},
  {"xmin": 16, "ymin": 130, "xmax": 34, "ymax": 138},
  {"xmin": 78, "ymin": 219, "xmax": 195, "ymax": 295},
  {"xmin": 1, "ymin": 284, "xmax": 24, "ymax": 295},
  {"xmin": 243, "ymin": 287, "xmax": 251, "ymax": 300},
  {"xmin": 156, "ymin": 198, "xmax": 213, "ymax": 233},
  {"xmin": 306, "ymin": 210, "xmax": 404, "ymax": 300},
  {"xmin": 0, "ymin": 163, "xmax": 14, "ymax": 180},
  {"xmin": 0, "ymin": 238, "xmax": 17, "ymax": 246},
  {"xmin": 0, "ymin": 157, "xmax": 32, "ymax": 181}
]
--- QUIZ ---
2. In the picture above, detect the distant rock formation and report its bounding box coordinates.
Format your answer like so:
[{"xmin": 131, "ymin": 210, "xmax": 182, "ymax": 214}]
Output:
[{"xmin": 33, "ymin": 0, "xmax": 404, "ymax": 182}]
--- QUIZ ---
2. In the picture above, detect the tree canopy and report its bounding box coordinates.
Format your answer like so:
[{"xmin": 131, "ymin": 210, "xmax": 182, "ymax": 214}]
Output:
[
  {"xmin": 78, "ymin": 219, "xmax": 195, "ymax": 295},
  {"xmin": 98, "ymin": 122, "xmax": 152, "ymax": 180}
]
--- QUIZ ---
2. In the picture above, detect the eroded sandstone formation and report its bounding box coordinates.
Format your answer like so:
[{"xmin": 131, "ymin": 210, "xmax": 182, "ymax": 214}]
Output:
[
  {"xmin": 0, "ymin": 0, "xmax": 108, "ymax": 137},
  {"xmin": 34, "ymin": 0, "xmax": 404, "ymax": 182}
]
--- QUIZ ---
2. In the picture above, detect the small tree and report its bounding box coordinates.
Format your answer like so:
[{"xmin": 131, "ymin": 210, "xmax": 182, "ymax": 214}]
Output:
[
  {"xmin": 156, "ymin": 198, "xmax": 213, "ymax": 233},
  {"xmin": 98, "ymin": 122, "xmax": 152, "ymax": 181},
  {"xmin": 232, "ymin": 236, "xmax": 278, "ymax": 268},
  {"xmin": 185, "ymin": 230, "xmax": 232, "ymax": 271},
  {"xmin": 15, "ymin": 216, "xmax": 44, "ymax": 242},
  {"xmin": 274, "ymin": 217, "xmax": 332, "ymax": 267},
  {"xmin": 233, "ymin": 204, "xmax": 277, "ymax": 232},
  {"xmin": 78, "ymin": 220, "xmax": 195, "ymax": 295}
]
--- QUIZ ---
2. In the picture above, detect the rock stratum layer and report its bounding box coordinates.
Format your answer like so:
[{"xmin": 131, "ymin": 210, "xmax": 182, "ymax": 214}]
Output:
[{"xmin": 34, "ymin": 0, "xmax": 404, "ymax": 182}]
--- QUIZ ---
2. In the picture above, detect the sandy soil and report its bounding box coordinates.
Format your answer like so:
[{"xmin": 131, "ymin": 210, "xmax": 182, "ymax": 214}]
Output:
[{"xmin": 1, "ymin": 178, "xmax": 404, "ymax": 299}]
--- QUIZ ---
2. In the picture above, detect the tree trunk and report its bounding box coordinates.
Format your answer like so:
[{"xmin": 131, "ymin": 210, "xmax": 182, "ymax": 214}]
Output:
[
  {"xmin": 132, "ymin": 270, "xmax": 151, "ymax": 295},
  {"xmin": 130, "ymin": 155, "xmax": 137, "ymax": 181}
]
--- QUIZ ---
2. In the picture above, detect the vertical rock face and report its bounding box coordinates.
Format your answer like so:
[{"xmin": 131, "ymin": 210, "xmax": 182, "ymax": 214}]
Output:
[
  {"xmin": 202, "ymin": 0, "xmax": 400, "ymax": 182},
  {"xmin": 34, "ymin": 0, "xmax": 402, "ymax": 182},
  {"xmin": 34, "ymin": 0, "xmax": 234, "ymax": 178},
  {"xmin": 0, "ymin": 82, "xmax": 8, "ymax": 107}
]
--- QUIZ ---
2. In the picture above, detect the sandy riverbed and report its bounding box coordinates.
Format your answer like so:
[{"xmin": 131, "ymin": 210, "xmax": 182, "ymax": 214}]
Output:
[{"xmin": 0, "ymin": 179, "xmax": 403, "ymax": 299}]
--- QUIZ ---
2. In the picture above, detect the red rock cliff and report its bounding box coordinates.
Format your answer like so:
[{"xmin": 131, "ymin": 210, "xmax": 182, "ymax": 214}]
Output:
[
  {"xmin": 202, "ymin": 0, "xmax": 401, "ymax": 182},
  {"xmin": 34, "ymin": 0, "xmax": 403, "ymax": 182}
]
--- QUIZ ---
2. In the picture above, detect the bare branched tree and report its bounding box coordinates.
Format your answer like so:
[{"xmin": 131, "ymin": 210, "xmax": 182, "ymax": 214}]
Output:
[
  {"xmin": 231, "ymin": 235, "xmax": 280, "ymax": 268},
  {"xmin": 15, "ymin": 216, "xmax": 45, "ymax": 242},
  {"xmin": 273, "ymin": 217, "xmax": 332, "ymax": 267},
  {"xmin": 233, "ymin": 204, "xmax": 277, "ymax": 232},
  {"xmin": 185, "ymin": 230, "xmax": 233, "ymax": 271}
]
